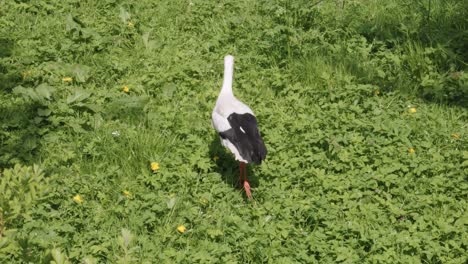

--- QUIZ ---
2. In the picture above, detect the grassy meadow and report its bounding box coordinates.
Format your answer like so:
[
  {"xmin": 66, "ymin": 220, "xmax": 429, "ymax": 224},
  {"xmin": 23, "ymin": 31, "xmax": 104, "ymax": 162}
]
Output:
[{"xmin": 0, "ymin": 0, "xmax": 467, "ymax": 263}]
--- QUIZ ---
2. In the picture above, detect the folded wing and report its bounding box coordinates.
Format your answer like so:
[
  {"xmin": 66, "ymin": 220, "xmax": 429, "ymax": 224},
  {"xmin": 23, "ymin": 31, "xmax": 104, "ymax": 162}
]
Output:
[{"xmin": 218, "ymin": 113, "xmax": 267, "ymax": 165}]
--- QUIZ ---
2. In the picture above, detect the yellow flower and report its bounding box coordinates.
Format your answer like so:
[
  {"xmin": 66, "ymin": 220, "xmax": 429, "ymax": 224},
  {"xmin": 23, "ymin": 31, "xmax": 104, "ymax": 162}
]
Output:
[
  {"xmin": 122, "ymin": 86, "xmax": 130, "ymax": 93},
  {"xmin": 451, "ymin": 133, "xmax": 460, "ymax": 139},
  {"xmin": 127, "ymin": 21, "xmax": 134, "ymax": 28},
  {"xmin": 408, "ymin": 148, "xmax": 415, "ymax": 154},
  {"xmin": 213, "ymin": 155, "xmax": 219, "ymax": 161},
  {"xmin": 374, "ymin": 90, "xmax": 380, "ymax": 96},
  {"xmin": 177, "ymin": 225, "xmax": 186, "ymax": 233},
  {"xmin": 150, "ymin": 162, "xmax": 160, "ymax": 172},
  {"xmin": 123, "ymin": 190, "xmax": 131, "ymax": 197},
  {"xmin": 62, "ymin": 77, "xmax": 73, "ymax": 82},
  {"xmin": 408, "ymin": 107, "xmax": 417, "ymax": 113},
  {"xmin": 73, "ymin": 194, "xmax": 83, "ymax": 204},
  {"xmin": 199, "ymin": 197, "xmax": 209, "ymax": 206},
  {"xmin": 22, "ymin": 71, "xmax": 31, "ymax": 80}
]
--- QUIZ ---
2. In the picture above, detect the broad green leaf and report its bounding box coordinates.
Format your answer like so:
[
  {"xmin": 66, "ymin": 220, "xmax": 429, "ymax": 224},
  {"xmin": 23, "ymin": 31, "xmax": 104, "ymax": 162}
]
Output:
[
  {"xmin": 166, "ymin": 197, "xmax": 176, "ymax": 209},
  {"xmin": 37, "ymin": 108, "xmax": 52, "ymax": 116},
  {"xmin": 162, "ymin": 83, "xmax": 176, "ymax": 98},
  {"xmin": 35, "ymin": 83, "xmax": 55, "ymax": 100},
  {"xmin": 71, "ymin": 64, "xmax": 90, "ymax": 82},
  {"xmin": 65, "ymin": 13, "xmax": 81, "ymax": 31},
  {"xmin": 13, "ymin": 85, "xmax": 40, "ymax": 101},
  {"xmin": 66, "ymin": 89, "xmax": 91, "ymax": 104},
  {"xmin": 119, "ymin": 7, "xmax": 130, "ymax": 23}
]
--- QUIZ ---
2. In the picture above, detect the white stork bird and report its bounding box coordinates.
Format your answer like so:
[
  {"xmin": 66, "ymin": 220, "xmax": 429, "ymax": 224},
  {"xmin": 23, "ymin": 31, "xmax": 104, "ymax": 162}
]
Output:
[{"xmin": 212, "ymin": 55, "xmax": 267, "ymax": 199}]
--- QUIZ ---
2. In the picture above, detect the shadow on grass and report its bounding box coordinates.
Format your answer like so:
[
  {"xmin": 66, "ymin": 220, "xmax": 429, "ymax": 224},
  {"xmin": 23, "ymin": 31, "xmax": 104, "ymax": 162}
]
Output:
[
  {"xmin": 0, "ymin": 38, "xmax": 42, "ymax": 167},
  {"xmin": 0, "ymin": 38, "xmax": 21, "ymax": 92},
  {"xmin": 0, "ymin": 99, "xmax": 42, "ymax": 167},
  {"xmin": 208, "ymin": 133, "xmax": 260, "ymax": 197}
]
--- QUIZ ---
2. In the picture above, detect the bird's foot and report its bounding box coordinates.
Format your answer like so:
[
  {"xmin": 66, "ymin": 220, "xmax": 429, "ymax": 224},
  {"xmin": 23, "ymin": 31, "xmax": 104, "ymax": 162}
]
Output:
[{"xmin": 243, "ymin": 181, "xmax": 252, "ymax": 200}]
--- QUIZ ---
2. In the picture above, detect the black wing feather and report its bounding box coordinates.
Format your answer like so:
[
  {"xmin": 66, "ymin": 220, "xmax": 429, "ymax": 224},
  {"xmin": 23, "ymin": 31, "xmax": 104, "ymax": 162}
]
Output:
[{"xmin": 219, "ymin": 113, "xmax": 267, "ymax": 164}]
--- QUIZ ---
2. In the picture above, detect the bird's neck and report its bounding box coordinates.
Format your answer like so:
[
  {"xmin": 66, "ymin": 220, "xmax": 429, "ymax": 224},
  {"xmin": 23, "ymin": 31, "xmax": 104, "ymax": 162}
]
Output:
[{"xmin": 220, "ymin": 58, "xmax": 234, "ymax": 97}]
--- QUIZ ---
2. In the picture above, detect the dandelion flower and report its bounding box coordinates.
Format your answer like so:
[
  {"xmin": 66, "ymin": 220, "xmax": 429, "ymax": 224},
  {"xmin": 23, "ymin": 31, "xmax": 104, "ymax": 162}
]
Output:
[
  {"xmin": 451, "ymin": 133, "xmax": 460, "ymax": 139},
  {"xmin": 408, "ymin": 148, "xmax": 415, "ymax": 154},
  {"xmin": 73, "ymin": 194, "xmax": 83, "ymax": 204},
  {"xmin": 62, "ymin": 77, "xmax": 73, "ymax": 82},
  {"xmin": 123, "ymin": 190, "xmax": 131, "ymax": 197},
  {"xmin": 122, "ymin": 86, "xmax": 130, "ymax": 93},
  {"xmin": 177, "ymin": 225, "xmax": 186, "ymax": 233},
  {"xmin": 127, "ymin": 21, "xmax": 134, "ymax": 27},
  {"xmin": 150, "ymin": 162, "xmax": 160, "ymax": 172},
  {"xmin": 408, "ymin": 107, "xmax": 417, "ymax": 113}
]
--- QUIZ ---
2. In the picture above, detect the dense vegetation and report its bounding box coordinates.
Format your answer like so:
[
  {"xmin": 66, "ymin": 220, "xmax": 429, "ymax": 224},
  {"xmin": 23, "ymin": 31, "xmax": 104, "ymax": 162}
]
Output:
[{"xmin": 1, "ymin": 0, "xmax": 466, "ymax": 263}]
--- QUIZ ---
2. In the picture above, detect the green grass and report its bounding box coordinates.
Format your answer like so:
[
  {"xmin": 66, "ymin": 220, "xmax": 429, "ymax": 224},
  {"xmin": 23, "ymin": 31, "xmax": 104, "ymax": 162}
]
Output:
[{"xmin": 0, "ymin": 0, "xmax": 467, "ymax": 263}]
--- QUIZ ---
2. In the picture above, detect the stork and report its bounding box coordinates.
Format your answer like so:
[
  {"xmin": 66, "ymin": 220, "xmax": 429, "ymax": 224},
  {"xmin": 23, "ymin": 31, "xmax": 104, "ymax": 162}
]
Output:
[{"xmin": 211, "ymin": 55, "xmax": 267, "ymax": 199}]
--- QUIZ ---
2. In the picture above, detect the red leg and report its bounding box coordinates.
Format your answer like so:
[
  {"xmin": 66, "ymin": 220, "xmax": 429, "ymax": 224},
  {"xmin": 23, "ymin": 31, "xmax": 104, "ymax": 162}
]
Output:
[
  {"xmin": 244, "ymin": 163, "xmax": 248, "ymax": 181},
  {"xmin": 239, "ymin": 162, "xmax": 245, "ymax": 186},
  {"xmin": 242, "ymin": 162, "xmax": 252, "ymax": 199}
]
